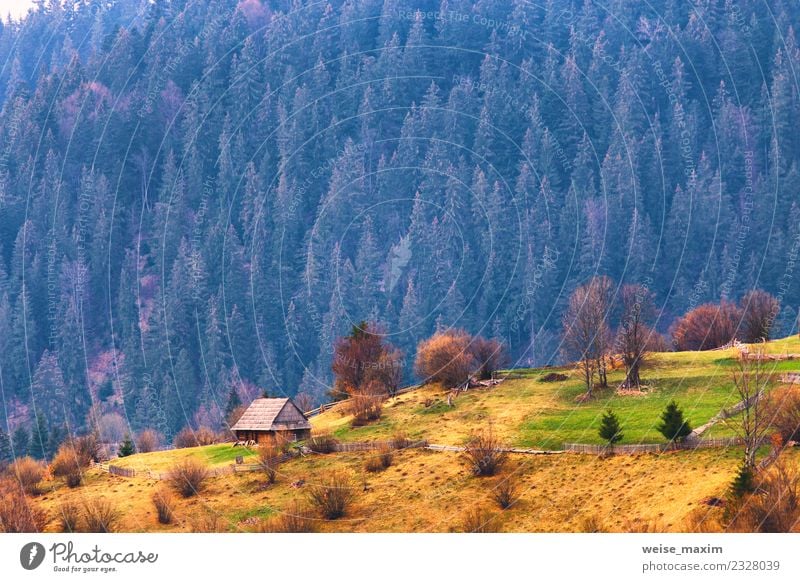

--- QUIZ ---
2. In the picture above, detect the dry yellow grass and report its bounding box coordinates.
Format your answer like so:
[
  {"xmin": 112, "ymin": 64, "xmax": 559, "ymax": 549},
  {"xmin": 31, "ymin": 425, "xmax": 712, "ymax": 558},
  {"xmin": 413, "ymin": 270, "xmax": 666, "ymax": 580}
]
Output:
[{"xmin": 30, "ymin": 445, "xmax": 791, "ymax": 532}]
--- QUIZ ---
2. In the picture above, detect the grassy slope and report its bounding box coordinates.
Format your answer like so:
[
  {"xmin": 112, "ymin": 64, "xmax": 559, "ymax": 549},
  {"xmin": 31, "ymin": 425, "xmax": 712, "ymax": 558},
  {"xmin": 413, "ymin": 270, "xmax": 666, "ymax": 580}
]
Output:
[
  {"xmin": 314, "ymin": 337, "xmax": 800, "ymax": 448},
  {"xmin": 30, "ymin": 336, "xmax": 800, "ymax": 533},
  {"xmin": 37, "ymin": 445, "xmax": 778, "ymax": 533}
]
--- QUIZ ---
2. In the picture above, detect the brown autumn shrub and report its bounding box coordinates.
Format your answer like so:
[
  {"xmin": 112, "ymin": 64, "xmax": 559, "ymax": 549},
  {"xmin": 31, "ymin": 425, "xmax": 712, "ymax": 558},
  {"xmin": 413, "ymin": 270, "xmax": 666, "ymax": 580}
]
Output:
[
  {"xmin": 578, "ymin": 514, "xmax": 607, "ymax": 533},
  {"xmin": 671, "ymin": 302, "xmax": 743, "ymax": 351},
  {"xmin": 331, "ymin": 321, "xmax": 403, "ymax": 400},
  {"xmin": 364, "ymin": 444, "xmax": 393, "ymax": 473},
  {"xmin": 258, "ymin": 440, "xmax": 283, "ymax": 484},
  {"xmin": 0, "ymin": 479, "xmax": 48, "ymax": 532},
  {"xmin": 72, "ymin": 433, "xmax": 102, "ymax": 463},
  {"xmin": 470, "ymin": 336, "xmax": 508, "ymax": 380},
  {"xmin": 728, "ymin": 459, "xmax": 800, "ymax": 532},
  {"xmin": 768, "ymin": 387, "xmax": 800, "ymax": 443},
  {"xmin": 189, "ymin": 510, "xmax": 227, "ymax": 532},
  {"xmin": 152, "ymin": 487, "xmax": 175, "ymax": 525},
  {"xmin": 307, "ymin": 472, "xmax": 354, "ymax": 519},
  {"xmin": 463, "ymin": 429, "xmax": 507, "ymax": 476},
  {"xmin": 51, "ymin": 443, "xmax": 89, "ymax": 488},
  {"xmin": 459, "ymin": 508, "xmax": 501, "ymax": 533},
  {"xmin": 307, "ymin": 433, "xmax": 338, "ymax": 454},
  {"xmin": 349, "ymin": 390, "xmax": 385, "ymax": 427},
  {"xmin": 58, "ymin": 502, "xmax": 81, "ymax": 532},
  {"xmin": 10, "ymin": 456, "xmax": 45, "ymax": 495},
  {"xmin": 173, "ymin": 427, "xmax": 198, "ymax": 449},
  {"xmin": 82, "ymin": 498, "xmax": 120, "ymax": 532},
  {"xmin": 414, "ymin": 329, "xmax": 476, "ymax": 388},
  {"xmin": 166, "ymin": 458, "xmax": 210, "ymax": 498},
  {"xmin": 391, "ymin": 432, "xmax": 413, "ymax": 449},
  {"xmin": 258, "ymin": 501, "xmax": 317, "ymax": 533},
  {"xmin": 740, "ymin": 289, "xmax": 780, "ymax": 343},
  {"xmin": 492, "ymin": 476, "xmax": 519, "ymax": 509},
  {"xmin": 136, "ymin": 429, "xmax": 163, "ymax": 454}
]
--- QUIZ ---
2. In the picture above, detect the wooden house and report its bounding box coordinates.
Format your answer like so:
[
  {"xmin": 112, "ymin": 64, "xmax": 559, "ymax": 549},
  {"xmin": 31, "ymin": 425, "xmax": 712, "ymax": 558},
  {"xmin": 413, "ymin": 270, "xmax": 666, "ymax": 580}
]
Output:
[{"xmin": 231, "ymin": 398, "xmax": 312, "ymax": 443}]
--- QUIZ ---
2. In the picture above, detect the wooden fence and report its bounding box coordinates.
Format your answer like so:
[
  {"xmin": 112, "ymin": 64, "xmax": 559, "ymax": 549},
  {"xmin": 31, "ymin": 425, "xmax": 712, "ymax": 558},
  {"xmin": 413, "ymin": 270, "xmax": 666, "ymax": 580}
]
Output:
[
  {"xmin": 562, "ymin": 437, "xmax": 745, "ymax": 455},
  {"xmin": 304, "ymin": 384, "xmax": 423, "ymax": 417},
  {"xmin": 781, "ymin": 373, "xmax": 800, "ymax": 384}
]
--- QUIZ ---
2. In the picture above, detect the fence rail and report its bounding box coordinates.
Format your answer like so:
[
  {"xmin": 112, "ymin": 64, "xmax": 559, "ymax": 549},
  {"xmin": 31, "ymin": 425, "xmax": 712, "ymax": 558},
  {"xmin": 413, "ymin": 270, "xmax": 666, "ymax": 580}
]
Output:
[
  {"xmin": 562, "ymin": 437, "xmax": 745, "ymax": 455},
  {"xmin": 303, "ymin": 384, "xmax": 425, "ymax": 417}
]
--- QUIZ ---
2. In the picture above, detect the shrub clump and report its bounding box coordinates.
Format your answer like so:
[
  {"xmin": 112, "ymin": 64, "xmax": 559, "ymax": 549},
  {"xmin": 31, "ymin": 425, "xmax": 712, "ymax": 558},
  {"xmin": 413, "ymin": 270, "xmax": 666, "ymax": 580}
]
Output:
[
  {"xmin": 166, "ymin": 458, "xmax": 209, "ymax": 498},
  {"xmin": 258, "ymin": 441, "xmax": 283, "ymax": 484},
  {"xmin": 364, "ymin": 444, "xmax": 393, "ymax": 473},
  {"xmin": 307, "ymin": 472, "xmax": 354, "ymax": 520},
  {"xmin": 173, "ymin": 426, "xmax": 218, "ymax": 449},
  {"xmin": 307, "ymin": 434, "xmax": 339, "ymax": 454},
  {"xmin": 136, "ymin": 429, "xmax": 163, "ymax": 453},
  {"xmin": 459, "ymin": 508, "xmax": 501, "ymax": 533},
  {"xmin": 463, "ymin": 429, "xmax": 507, "ymax": 476},
  {"xmin": 10, "ymin": 456, "xmax": 45, "ymax": 495},
  {"xmin": 51, "ymin": 443, "xmax": 89, "ymax": 488},
  {"xmin": 349, "ymin": 391, "xmax": 385, "ymax": 427},
  {"xmin": 58, "ymin": 502, "xmax": 81, "ymax": 532},
  {"xmin": 492, "ymin": 476, "xmax": 519, "ymax": 510},
  {"xmin": 82, "ymin": 498, "xmax": 120, "ymax": 533},
  {"xmin": 0, "ymin": 479, "xmax": 47, "ymax": 532},
  {"xmin": 152, "ymin": 487, "xmax": 175, "ymax": 525},
  {"xmin": 259, "ymin": 501, "xmax": 318, "ymax": 533}
]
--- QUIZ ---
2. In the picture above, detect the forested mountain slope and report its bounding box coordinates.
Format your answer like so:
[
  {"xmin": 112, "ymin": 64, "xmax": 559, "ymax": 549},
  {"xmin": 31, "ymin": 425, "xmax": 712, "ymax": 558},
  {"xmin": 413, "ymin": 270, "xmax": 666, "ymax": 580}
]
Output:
[{"xmin": 0, "ymin": 0, "xmax": 798, "ymax": 442}]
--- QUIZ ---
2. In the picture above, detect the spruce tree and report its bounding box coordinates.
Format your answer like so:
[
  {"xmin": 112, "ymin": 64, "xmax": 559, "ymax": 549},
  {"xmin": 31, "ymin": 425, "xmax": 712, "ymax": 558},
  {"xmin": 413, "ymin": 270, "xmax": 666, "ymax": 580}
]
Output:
[
  {"xmin": 657, "ymin": 401, "xmax": 693, "ymax": 444},
  {"xmin": 118, "ymin": 434, "xmax": 135, "ymax": 457},
  {"xmin": 598, "ymin": 409, "xmax": 623, "ymax": 450}
]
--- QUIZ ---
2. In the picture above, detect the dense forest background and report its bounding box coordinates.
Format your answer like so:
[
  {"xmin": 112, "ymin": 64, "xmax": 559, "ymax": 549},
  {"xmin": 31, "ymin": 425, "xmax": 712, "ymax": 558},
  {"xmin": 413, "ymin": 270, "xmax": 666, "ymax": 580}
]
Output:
[{"xmin": 1, "ymin": 0, "xmax": 799, "ymax": 448}]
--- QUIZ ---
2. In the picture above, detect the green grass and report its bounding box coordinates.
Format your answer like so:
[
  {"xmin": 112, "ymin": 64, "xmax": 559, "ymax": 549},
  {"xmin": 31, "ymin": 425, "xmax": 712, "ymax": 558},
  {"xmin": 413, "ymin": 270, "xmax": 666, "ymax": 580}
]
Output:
[{"xmin": 313, "ymin": 336, "xmax": 800, "ymax": 450}]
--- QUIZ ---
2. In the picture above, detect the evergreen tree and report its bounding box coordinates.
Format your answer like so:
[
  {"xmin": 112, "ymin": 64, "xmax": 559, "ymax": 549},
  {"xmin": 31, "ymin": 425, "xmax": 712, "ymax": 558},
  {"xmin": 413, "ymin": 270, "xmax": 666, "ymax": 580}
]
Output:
[
  {"xmin": 118, "ymin": 434, "xmax": 135, "ymax": 457},
  {"xmin": 657, "ymin": 401, "xmax": 692, "ymax": 444},
  {"xmin": 598, "ymin": 410, "xmax": 623, "ymax": 449}
]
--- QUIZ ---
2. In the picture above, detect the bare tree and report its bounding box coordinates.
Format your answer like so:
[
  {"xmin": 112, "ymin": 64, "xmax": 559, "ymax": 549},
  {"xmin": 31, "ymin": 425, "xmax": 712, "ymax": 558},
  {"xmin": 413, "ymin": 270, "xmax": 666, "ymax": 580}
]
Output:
[
  {"xmin": 740, "ymin": 289, "xmax": 780, "ymax": 343},
  {"xmin": 728, "ymin": 350, "xmax": 774, "ymax": 469},
  {"xmin": 616, "ymin": 284, "xmax": 656, "ymax": 389},
  {"xmin": 562, "ymin": 276, "xmax": 613, "ymax": 395}
]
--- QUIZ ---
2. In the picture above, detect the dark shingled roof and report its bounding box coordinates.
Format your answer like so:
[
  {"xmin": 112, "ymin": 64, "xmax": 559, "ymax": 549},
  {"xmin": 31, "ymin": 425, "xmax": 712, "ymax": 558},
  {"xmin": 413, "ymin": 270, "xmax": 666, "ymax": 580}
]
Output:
[{"xmin": 230, "ymin": 398, "xmax": 311, "ymax": 432}]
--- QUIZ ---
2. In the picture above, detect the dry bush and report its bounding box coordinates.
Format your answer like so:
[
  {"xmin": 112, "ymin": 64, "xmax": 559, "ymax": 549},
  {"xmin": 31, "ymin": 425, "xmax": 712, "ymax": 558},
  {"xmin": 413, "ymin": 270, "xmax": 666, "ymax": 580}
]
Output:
[
  {"xmin": 740, "ymin": 289, "xmax": 780, "ymax": 343},
  {"xmin": 152, "ymin": 487, "xmax": 175, "ymax": 525},
  {"xmin": 173, "ymin": 427, "xmax": 198, "ymax": 449},
  {"xmin": 332, "ymin": 321, "xmax": 403, "ymax": 399},
  {"xmin": 623, "ymin": 517, "xmax": 666, "ymax": 532},
  {"xmin": 364, "ymin": 445, "xmax": 393, "ymax": 473},
  {"xmin": 307, "ymin": 472, "xmax": 354, "ymax": 519},
  {"xmin": 463, "ymin": 429, "xmax": 507, "ymax": 476},
  {"xmin": 683, "ymin": 506, "xmax": 724, "ymax": 533},
  {"xmin": 259, "ymin": 501, "xmax": 317, "ymax": 533},
  {"xmin": 58, "ymin": 502, "xmax": 81, "ymax": 532},
  {"xmin": 166, "ymin": 458, "xmax": 209, "ymax": 498},
  {"xmin": 672, "ymin": 302, "xmax": 743, "ymax": 351},
  {"xmin": 0, "ymin": 479, "xmax": 48, "ymax": 532},
  {"xmin": 190, "ymin": 510, "xmax": 227, "ymax": 532},
  {"xmin": 728, "ymin": 459, "xmax": 800, "ymax": 532},
  {"xmin": 173, "ymin": 426, "xmax": 217, "ymax": 449},
  {"xmin": 460, "ymin": 508, "xmax": 501, "ymax": 533},
  {"xmin": 96, "ymin": 412, "xmax": 126, "ymax": 443},
  {"xmin": 10, "ymin": 456, "xmax": 45, "ymax": 494},
  {"xmin": 82, "ymin": 498, "xmax": 120, "ymax": 532},
  {"xmin": 307, "ymin": 433, "xmax": 338, "ymax": 454},
  {"xmin": 470, "ymin": 336, "xmax": 508, "ymax": 380},
  {"xmin": 51, "ymin": 443, "xmax": 88, "ymax": 488},
  {"xmin": 136, "ymin": 429, "xmax": 163, "ymax": 453},
  {"xmin": 72, "ymin": 433, "xmax": 101, "ymax": 462},
  {"xmin": 349, "ymin": 389, "xmax": 385, "ymax": 426},
  {"xmin": 391, "ymin": 432, "xmax": 413, "ymax": 449},
  {"xmin": 578, "ymin": 514, "xmax": 607, "ymax": 532},
  {"xmin": 258, "ymin": 441, "xmax": 283, "ymax": 484},
  {"xmin": 492, "ymin": 476, "xmax": 519, "ymax": 509},
  {"xmin": 768, "ymin": 387, "xmax": 800, "ymax": 443},
  {"xmin": 414, "ymin": 329, "xmax": 476, "ymax": 388}
]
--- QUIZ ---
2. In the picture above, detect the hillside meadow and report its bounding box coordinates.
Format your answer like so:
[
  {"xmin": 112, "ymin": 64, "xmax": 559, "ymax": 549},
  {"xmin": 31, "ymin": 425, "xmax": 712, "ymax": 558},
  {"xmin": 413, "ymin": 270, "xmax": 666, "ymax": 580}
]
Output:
[{"xmin": 22, "ymin": 336, "xmax": 800, "ymax": 533}]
